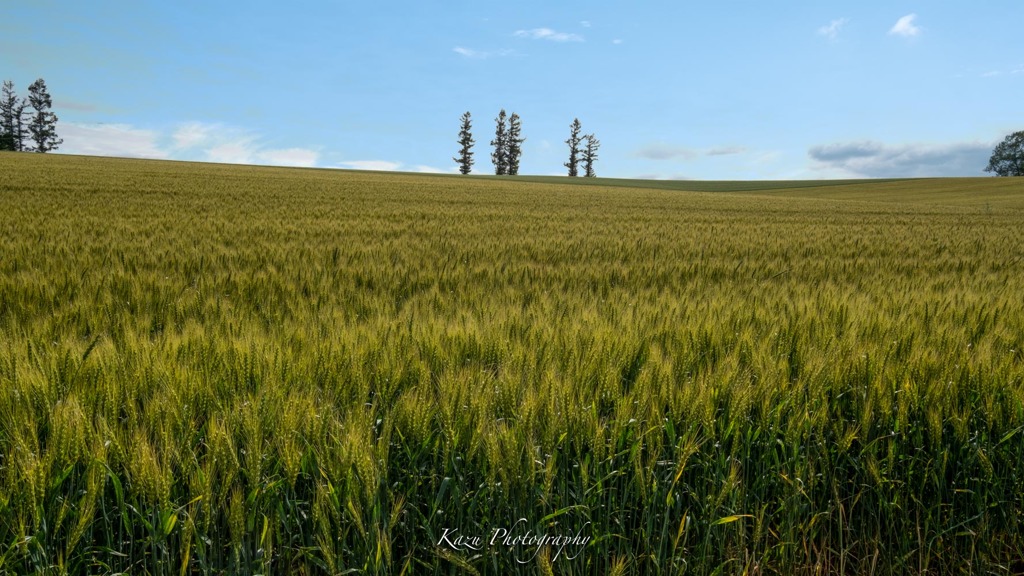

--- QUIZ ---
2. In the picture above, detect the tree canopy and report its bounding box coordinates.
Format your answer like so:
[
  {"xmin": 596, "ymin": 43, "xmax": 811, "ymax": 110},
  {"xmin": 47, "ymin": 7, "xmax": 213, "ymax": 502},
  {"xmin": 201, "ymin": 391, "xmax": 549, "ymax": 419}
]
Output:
[{"xmin": 985, "ymin": 131, "xmax": 1024, "ymax": 177}]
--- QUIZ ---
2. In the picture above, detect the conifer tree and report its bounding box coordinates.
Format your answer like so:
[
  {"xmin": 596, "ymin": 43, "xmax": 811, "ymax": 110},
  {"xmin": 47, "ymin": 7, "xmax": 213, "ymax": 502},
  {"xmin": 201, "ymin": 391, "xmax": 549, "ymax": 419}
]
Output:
[
  {"xmin": 27, "ymin": 78, "xmax": 61, "ymax": 153},
  {"xmin": 564, "ymin": 118, "xmax": 583, "ymax": 177},
  {"xmin": 0, "ymin": 80, "xmax": 25, "ymax": 151},
  {"xmin": 453, "ymin": 111, "xmax": 474, "ymax": 174},
  {"xmin": 507, "ymin": 112, "xmax": 525, "ymax": 175},
  {"xmin": 491, "ymin": 109, "xmax": 509, "ymax": 175},
  {"xmin": 582, "ymin": 133, "xmax": 600, "ymax": 178}
]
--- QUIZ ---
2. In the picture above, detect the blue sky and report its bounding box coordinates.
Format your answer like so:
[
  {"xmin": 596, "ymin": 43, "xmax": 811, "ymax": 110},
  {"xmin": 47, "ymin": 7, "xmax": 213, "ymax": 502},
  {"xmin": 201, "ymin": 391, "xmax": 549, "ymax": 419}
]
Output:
[{"xmin": 3, "ymin": 1, "xmax": 1022, "ymax": 179}]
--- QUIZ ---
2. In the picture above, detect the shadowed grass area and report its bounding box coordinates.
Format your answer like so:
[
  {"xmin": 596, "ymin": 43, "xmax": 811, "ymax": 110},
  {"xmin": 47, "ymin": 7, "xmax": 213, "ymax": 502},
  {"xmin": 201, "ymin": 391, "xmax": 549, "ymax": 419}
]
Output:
[
  {"xmin": 1, "ymin": 152, "xmax": 1023, "ymax": 575},
  {"xmin": 487, "ymin": 174, "xmax": 910, "ymax": 193}
]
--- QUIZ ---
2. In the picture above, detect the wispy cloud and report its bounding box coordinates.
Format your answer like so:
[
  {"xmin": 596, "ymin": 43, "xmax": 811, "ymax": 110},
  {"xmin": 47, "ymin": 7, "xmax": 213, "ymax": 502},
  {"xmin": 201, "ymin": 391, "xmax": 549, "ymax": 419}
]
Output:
[
  {"xmin": 53, "ymin": 99, "xmax": 99, "ymax": 113},
  {"xmin": 635, "ymin": 143, "xmax": 697, "ymax": 161},
  {"xmin": 808, "ymin": 139, "xmax": 991, "ymax": 177},
  {"xmin": 980, "ymin": 66, "xmax": 1024, "ymax": 78},
  {"xmin": 173, "ymin": 121, "xmax": 319, "ymax": 167},
  {"xmin": 817, "ymin": 18, "xmax": 848, "ymax": 40},
  {"xmin": 612, "ymin": 39, "xmax": 623, "ymax": 45},
  {"xmin": 257, "ymin": 148, "xmax": 319, "ymax": 168},
  {"xmin": 173, "ymin": 121, "xmax": 216, "ymax": 149},
  {"xmin": 62, "ymin": 120, "xmax": 319, "ymax": 167},
  {"xmin": 636, "ymin": 143, "xmax": 748, "ymax": 160},
  {"xmin": 207, "ymin": 140, "xmax": 258, "ymax": 164},
  {"xmin": 454, "ymin": 46, "xmax": 487, "ymax": 59},
  {"xmin": 707, "ymin": 146, "xmax": 748, "ymax": 156},
  {"xmin": 889, "ymin": 14, "xmax": 921, "ymax": 37},
  {"xmin": 580, "ymin": 21, "xmax": 591, "ymax": 28},
  {"xmin": 338, "ymin": 160, "xmax": 403, "ymax": 172},
  {"xmin": 60, "ymin": 123, "xmax": 168, "ymax": 159},
  {"xmin": 412, "ymin": 165, "xmax": 450, "ymax": 174},
  {"xmin": 514, "ymin": 28, "xmax": 584, "ymax": 42},
  {"xmin": 453, "ymin": 46, "xmax": 514, "ymax": 59}
]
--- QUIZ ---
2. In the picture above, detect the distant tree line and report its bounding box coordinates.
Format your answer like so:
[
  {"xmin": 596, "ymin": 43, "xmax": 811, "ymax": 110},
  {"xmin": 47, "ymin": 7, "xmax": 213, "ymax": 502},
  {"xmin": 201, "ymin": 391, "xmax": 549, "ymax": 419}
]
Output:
[
  {"xmin": 454, "ymin": 112, "xmax": 599, "ymax": 177},
  {"xmin": 1, "ymin": 78, "xmax": 61, "ymax": 153}
]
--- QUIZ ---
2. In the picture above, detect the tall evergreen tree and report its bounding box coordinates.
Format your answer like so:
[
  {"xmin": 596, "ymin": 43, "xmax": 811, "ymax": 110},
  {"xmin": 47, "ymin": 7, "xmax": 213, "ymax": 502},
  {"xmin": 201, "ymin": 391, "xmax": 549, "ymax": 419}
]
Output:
[
  {"xmin": 507, "ymin": 112, "xmax": 525, "ymax": 175},
  {"xmin": 582, "ymin": 133, "xmax": 600, "ymax": 178},
  {"xmin": 27, "ymin": 78, "xmax": 61, "ymax": 153},
  {"xmin": 491, "ymin": 109, "xmax": 509, "ymax": 175},
  {"xmin": 0, "ymin": 80, "xmax": 22, "ymax": 151},
  {"xmin": 453, "ymin": 111, "xmax": 475, "ymax": 174},
  {"xmin": 14, "ymin": 100, "xmax": 29, "ymax": 152},
  {"xmin": 564, "ymin": 118, "xmax": 583, "ymax": 177}
]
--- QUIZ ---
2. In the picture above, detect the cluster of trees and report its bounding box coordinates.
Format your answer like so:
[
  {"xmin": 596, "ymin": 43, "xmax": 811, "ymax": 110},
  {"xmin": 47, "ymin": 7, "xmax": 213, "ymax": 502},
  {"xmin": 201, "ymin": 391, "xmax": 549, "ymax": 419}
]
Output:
[
  {"xmin": 1, "ymin": 78, "xmax": 62, "ymax": 153},
  {"xmin": 564, "ymin": 118, "xmax": 600, "ymax": 178},
  {"xmin": 488, "ymin": 109, "xmax": 525, "ymax": 176},
  {"xmin": 454, "ymin": 110, "xmax": 525, "ymax": 176},
  {"xmin": 454, "ymin": 112, "xmax": 600, "ymax": 177}
]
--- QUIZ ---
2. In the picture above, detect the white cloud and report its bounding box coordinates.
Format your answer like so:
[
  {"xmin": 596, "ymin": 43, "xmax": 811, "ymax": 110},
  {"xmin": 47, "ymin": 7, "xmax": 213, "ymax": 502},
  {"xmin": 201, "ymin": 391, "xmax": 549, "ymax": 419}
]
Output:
[
  {"xmin": 172, "ymin": 121, "xmax": 216, "ymax": 149},
  {"xmin": 817, "ymin": 18, "xmax": 848, "ymax": 40},
  {"xmin": 580, "ymin": 20, "xmax": 591, "ymax": 28},
  {"xmin": 169, "ymin": 121, "xmax": 319, "ymax": 167},
  {"xmin": 514, "ymin": 28, "xmax": 584, "ymax": 42},
  {"xmin": 59, "ymin": 123, "xmax": 169, "ymax": 159},
  {"xmin": 338, "ymin": 160, "xmax": 403, "ymax": 172},
  {"xmin": 453, "ymin": 46, "xmax": 515, "ymax": 59},
  {"xmin": 206, "ymin": 140, "xmax": 257, "ymax": 164},
  {"xmin": 257, "ymin": 148, "xmax": 319, "ymax": 168},
  {"xmin": 413, "ymin": 165, "xmax": 447, "ymax": 174},
  {"xmin": 889, "ymin": 14, "xmax": 921, "ymax": 37},
  {"xmin": 612, "ymin": 39, "xmax": 623, "ymax": 45},
  {"xmin": 808, "ymin": 140, "xmax": 991, "ymax": 177},
  {"xmin": 454, "ymin": 46, "xmax": 486, "ymax": 59},
  {"xmin": 60, "ymin": 120, "xmax": 320, "ymax": 168}
]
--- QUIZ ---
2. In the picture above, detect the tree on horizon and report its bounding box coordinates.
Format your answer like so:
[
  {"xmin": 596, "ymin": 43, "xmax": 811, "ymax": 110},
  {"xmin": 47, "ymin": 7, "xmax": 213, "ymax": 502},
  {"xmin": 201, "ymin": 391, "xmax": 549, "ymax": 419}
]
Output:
[
  {"xmin": 582, "ymin": 133, "xmax": 600, "ymax": 178},
  {"xmin": 491, "ymin": 109, "xmax": 509, "ymax": 175},
  {"xmin": 564, "ymin": 118, "xmax": 583, "ymax": 177},
  {"xmin": 0, "ymin": 80, "xmax": 29, "ymax": 152},
  {"xmin": 453, "ymin": 111, "xmax": 474, "ymax": 174},
  {"xmin": 27, "ymin": 78, "xmax": 62, "ymax": 153},
  {"xmin": 985, "ymin": 131, "xmax": 1024, "ymax": 177},
  {"xmin": 507, "ymin": 112, "xmax": 524, "ymax": 176}
]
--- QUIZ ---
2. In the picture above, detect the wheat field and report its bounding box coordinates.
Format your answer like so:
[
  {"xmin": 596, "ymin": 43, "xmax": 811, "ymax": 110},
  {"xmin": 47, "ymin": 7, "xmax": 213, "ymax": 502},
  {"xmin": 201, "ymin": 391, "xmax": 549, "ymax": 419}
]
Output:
[{"xmin": 1, "ymin": 153, "xmax": 1023, "ymax": 574}]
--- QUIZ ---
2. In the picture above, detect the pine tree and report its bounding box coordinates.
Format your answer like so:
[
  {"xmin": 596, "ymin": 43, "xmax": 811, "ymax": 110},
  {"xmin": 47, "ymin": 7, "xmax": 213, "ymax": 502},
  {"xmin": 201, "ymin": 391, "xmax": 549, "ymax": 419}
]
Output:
[
  {"xmin": 507, "ymin": 112, "xmax": 525, "ymax": 176},
  {"xmin": 564, "ymin": 118, "xmax": 583, "ymax": 177},
  {"xmin": 491, "ymin": 109, "xmax": 509, "ymax": 175},
  {"xmin": 453, "ymin": 111, "xmax": 474, "ymax": 174},
  {"xmin": 14, "ymin": 100, "xmax": 29, "ymax": 152},
  {"xmin": 0, "ymin": 80, "xmax": 23, "ymax": 151},
  {"xmin": 27, "ymin": 78, "xmax": 62, "ymax": 153},
  {"xmin": 582, "ymin": 133, "xmax": 600, "ymax": 178}
]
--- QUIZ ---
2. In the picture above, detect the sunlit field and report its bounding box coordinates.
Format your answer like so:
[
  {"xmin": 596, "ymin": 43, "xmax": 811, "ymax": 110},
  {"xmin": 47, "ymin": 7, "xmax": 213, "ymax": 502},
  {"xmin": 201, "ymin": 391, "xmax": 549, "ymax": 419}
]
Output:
[{"xmin": 1, "ymin": 153, "xmax": 1023, "ymax": 575}]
